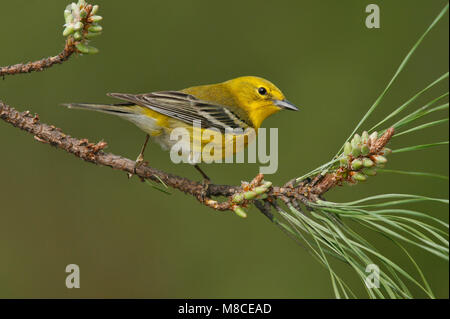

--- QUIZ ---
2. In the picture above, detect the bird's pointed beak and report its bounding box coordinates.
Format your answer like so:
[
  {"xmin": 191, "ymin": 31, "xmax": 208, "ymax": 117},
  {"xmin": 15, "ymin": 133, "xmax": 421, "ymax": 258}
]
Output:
[{"xmin": 273, "ymin": 99, "xmax": 299, "ymax": 111}]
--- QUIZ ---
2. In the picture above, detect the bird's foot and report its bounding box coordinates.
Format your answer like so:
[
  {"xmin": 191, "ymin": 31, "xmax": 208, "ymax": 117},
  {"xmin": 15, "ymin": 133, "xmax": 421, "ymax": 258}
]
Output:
[
  {"xmin": 200, "ymin": 178, "xmax": 211, "ymax": 200},
  {"xmin": 127, "ymin": 154, "xmax": 147, "ymax": 179}
]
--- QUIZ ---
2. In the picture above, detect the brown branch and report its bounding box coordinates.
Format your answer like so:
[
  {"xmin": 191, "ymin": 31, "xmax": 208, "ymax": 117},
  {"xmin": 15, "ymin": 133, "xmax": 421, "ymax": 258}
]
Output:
[
  {"xmin": 0, "ymin": 38, "xmax": 76, "ymax": 77},
  {"xmin": 0, "ymin": 101, "xmax": 239, "ymax": 209},
  {"xmin": 0, "ymin": 100, "xmax": 395, "ymax": 215}
]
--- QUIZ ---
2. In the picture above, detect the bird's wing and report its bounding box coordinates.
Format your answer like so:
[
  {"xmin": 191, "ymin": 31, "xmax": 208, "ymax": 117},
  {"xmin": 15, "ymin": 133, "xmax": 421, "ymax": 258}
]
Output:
[{"xmin": 107, "ymin": 91, "xmax": 248, "ymax": 132}]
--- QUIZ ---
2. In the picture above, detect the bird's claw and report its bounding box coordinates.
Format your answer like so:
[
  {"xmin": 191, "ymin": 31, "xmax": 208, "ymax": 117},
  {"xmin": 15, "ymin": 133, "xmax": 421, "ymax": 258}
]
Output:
[
  {"xmin": 127, "ymin": 156, "xmax": 147, "ymax": 179},
  {"xmin": 200, "ymin": 178, "xmax": 211, "ymax": 200}
]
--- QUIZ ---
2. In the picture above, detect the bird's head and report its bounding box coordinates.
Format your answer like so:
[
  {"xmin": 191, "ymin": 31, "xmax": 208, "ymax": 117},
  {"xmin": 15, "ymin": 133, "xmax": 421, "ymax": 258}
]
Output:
[{"xmin": 224, "ymin": 76, "xmax": 298, "ymax": 128}]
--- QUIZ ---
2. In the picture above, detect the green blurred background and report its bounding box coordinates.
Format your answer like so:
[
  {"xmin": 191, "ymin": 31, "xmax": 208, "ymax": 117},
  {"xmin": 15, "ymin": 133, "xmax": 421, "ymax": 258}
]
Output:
[{"xmin": 0, "ymin": 0, "xmax": 448, "ymax": 298}]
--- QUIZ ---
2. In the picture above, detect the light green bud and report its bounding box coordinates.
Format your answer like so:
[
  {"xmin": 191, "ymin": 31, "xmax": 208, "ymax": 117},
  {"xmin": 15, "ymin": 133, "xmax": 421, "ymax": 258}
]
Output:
[
  {"xmin": 87, "ymin": 46, "xmax": 99, "ymax": 54},
  {"xmin": 353, "ymin": 172, "xmax": 367, "ymax": 182},
  {"xmin": 244, "ymin": 191, "xmax": 257, "ymax": 200},
  {"xmin": 373, "ymin": 155, "xmax": 387, "ymax": 164},
  {"xmin": 91, "ymin": 5, "xmax": 100, "ymax": 15},
  {"xmin": 344, "ymin": 142, "xmax": 352, "ymax": 156},
  {"xmin": 63, "ymin": 25, "xmax": 75, "ymax": 37},
  {"xmin": 88, "ymin": 25, "xmax": 103, "ymax": 32},
  {"xmin": 64, "ymin": 10, "xmax": 72, "ymax": 22},
  {"xmin": 262, "ymin": 181, "xmax": 272, "ymax": 188},
  {"xmin": 233, "ymin": 206, "xmax": 247, "ymax": 218},
  {"xmin": 340, "ymin": 157, "xmax": 348, "ymax": 167},
  {"xmin": 351, "ymin": 159, "xmax": 363, "ymax": 170},
  {"xmin": 75, "ymin": 43, "xmax": 99, "ymax": 54},
  {"xmin": 85, "ymin": 31, "xmax": 102, "ymax": 39},
  {"xmin": 361, "ymin": 144, "xmax": 370, "ymax": 156},
  {"xmin": 71, "ymin": 3, "xmax": 80, "ymax": 16},
  {"xmin": 362, "ymin": 131, "xmax": 369, "ymax": 143},
  {"xmin": 90, "ymin": 15, "xmax": 103, "ymax": 22},
  {"xmin": 73, "ymin": 21, "xmax": 84, "ymax": 31},
  {"xmin": 362, "ymin": 168, "xmax": 377, "ymax": 176},
  {"xmin": 353, "ymin": 134, "xmax": 361, "ymax": 145},
  {"xmin": 73, "ymin": 31, "xmax": 83, "ymax": 41},
  {"xmin": 352, "ymin": 145, "xmax": 361, "ymax": 157},
  {"xmin": 362, "ymin": 158, "xmax": 374, "ymax": 168},
  {"xmin": 254, "ymin": 186, "xmax": 268, "ymax": 195},
  {"xmin": 65, "ymin": 15, "xmax": 74, "ymax": 25}
]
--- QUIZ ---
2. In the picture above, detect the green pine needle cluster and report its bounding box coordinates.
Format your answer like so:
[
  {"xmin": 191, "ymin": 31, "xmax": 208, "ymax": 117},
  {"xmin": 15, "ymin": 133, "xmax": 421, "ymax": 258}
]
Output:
[{"xmin": 271, "ymin": 3, "xmax": 449, "ymax": 298}]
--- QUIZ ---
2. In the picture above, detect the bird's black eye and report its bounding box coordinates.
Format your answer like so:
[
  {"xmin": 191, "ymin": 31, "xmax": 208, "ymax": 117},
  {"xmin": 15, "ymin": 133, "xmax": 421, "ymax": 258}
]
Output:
[{"xmin": 258, "ymin": 87, "xmax": 267, "ymax": 96}]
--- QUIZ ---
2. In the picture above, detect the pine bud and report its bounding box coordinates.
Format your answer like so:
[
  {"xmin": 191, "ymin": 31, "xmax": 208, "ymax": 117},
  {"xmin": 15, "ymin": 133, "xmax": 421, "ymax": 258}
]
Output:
[
  {"xmin": 362, "ymin": 168, "xmax": 377, "ymax": 176},
  {"xmin": 373, "ymin": 155, "xmax": 387, "ymax": 164},
  {"xmin": 254, "ymin": 186, "xmax": 268, "ymax": 195},
  {"xmin": 89, "ymin": 15, "xmax": 103, "ymax": 22},
  {"xmin": 352, "ymin": 134, "xmax": 361, "ymax": 145},
  {"xmin": 353, "ymin": 172, "xmax": 367, "ymax": 182},
  {"xmin": 262, "ymin": 181, "xmax": 272, "ymax": 188},
  {"xmin": 88, "ymin": 25, "xmax": 103, "ymax": 32},
  {"xmin": 361, "ymin": 144, "xmax": 370, "ymax": 156},
  {"xmin": 233, "ymin": 206, "xmax": 247, "ymax": 218},
  {"xmin": 85, "ymin": 31, "xmax": 102, "ymax": 39},
  {"xmin": 75, "ymin": 43, "xmax": 99, "ymax": 54},
  {"xmin": 362, "ymin": 131, "xmax": 369, "ymax": 144},
  {"xmin": 73, "ymin": 31, "xmax": 83, "ymax": 41},
  {"xmin": 351, "ymin": 159, "xmax": 363, "ymax": 170},
  {"xmin": 63, "ymin": 25, "xmax": 75, "ymax": 37},
  {"xmin": 64, "ymin": 10, "xmax": 73, "ymax": 23},
  {"xmin": 91, "ymin": 5, "xmax": 100, "ymax": 15},
  {"xmin": 244, "ymin": 191, "xmax": 257, "ymax": 200},
  {"xmin": 362, "ymin": 158, "xmax": 374, "ymax": 168},
  {"xmin": 85, "ymin": 32, "xmax": 102, "ymax": 39},
  {"xmin": 352, "ymin": 145, "xmax": 361, "ymax": 157},
  {"xmin": 344, "ymin": 142, "xmax": 352, "ymax": 156},
  {"xmin": 340, "ymin": 157, "xmax": 348, "ymax": 167},
  {"xmin": 73, "ymin": 21, "xmax": 84, "ymax": 31},
  {"xmin": 71, "ymin": 3, "xmax": 80, "ymax": 16}
]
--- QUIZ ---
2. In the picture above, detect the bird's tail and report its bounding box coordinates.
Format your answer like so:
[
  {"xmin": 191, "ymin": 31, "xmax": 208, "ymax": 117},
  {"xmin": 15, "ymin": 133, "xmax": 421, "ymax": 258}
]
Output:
[{"xmin": 62, "ymin": 102, "xmax": 139, "ymax": 116}]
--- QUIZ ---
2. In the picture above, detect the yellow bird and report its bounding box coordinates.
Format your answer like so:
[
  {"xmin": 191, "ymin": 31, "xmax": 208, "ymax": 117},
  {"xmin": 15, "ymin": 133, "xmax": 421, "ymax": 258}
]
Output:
[{"xmin": 64, "ymin": 76, "xmax": 298, "ymax": 179}]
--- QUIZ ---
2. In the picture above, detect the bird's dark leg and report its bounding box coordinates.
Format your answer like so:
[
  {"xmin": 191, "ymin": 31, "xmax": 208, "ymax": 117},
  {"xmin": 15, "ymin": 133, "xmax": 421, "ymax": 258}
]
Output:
[
  {"xmin": 128, "ymin": 134, "xmax": 150, "ymax": 178},
  {"xmin": 194, "ymin": 164, "xmax": 211, "ymax": 181},
  {"xmin": 195, "ymin": 164, "xmax": 212, "ymax": 200}
]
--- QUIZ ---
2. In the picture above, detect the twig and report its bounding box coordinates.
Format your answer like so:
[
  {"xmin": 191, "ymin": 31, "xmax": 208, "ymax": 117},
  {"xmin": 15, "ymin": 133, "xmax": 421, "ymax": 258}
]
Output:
[
  {"xmin": 0, "ymin": 102, "xmax": 239, "ymax": 209},
  {"xmin": 0, "ymin": 38, "xmax": 76, "ymax": 77}
]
